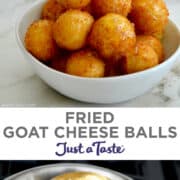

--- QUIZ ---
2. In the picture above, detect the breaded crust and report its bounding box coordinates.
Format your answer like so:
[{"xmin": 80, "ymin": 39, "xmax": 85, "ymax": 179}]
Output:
[
  {"xmin": 121, "ymin": 40, "xmax": 159, "ymax": 74},
  {"xmin": 66, "ymin": 49, "xmax": 105, "ymax": 77},
  {"xmin": 25, "ymin": 20, "xmax": 57, "ymax": 61},
  {"xmin": 89, "ymin": 13, "xmax": 136, "ymax": 60},
  {"xmin": 53, "ymin": 10, "xmax": 94, "ymax": 50},
  {"xmin": 42, "ymin": 0, "xmax": 65, "ymax": 21},
  {"xmin": 92, "ymin": 0, "xmax": 132, "ymax": 18},
  {"xmin": 129, "ymin": 0, "xmax": 169, "ymax": 39},
  {"xmin": 57, "ymin": 0, "xmax": 90, "ymax": 9}
]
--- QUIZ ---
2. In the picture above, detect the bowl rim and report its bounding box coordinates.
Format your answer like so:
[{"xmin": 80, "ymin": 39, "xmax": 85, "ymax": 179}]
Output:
[{"xmin": 15, "ymin": 0, "xmax": 180, "ymax": 82}]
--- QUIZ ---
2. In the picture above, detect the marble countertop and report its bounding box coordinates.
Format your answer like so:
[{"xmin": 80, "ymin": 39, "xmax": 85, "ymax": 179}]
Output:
[{"xmin": 0, "ymin": 0, "xmax": 180, "ymax": 107}]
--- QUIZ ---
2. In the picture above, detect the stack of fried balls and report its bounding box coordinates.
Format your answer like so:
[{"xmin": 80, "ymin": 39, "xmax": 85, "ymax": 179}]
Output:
[{"xmin": 25, "ymin": 0, "xmax": 169, "ymax": 78}]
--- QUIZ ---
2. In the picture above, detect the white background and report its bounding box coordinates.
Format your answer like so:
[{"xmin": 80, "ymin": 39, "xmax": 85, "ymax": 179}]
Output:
[{"xmin": 0, "ymin": 108, "xmax": 180, "ymax": 160}]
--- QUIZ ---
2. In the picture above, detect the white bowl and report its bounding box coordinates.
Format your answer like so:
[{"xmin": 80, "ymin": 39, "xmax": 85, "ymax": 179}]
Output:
[
  {"xmin": 5, "ymin": 163, "xmax": 133, "ymax": 180},
  {"xmin": 15, "ymin": 0, "xmax": 180, "ymax": 104}
]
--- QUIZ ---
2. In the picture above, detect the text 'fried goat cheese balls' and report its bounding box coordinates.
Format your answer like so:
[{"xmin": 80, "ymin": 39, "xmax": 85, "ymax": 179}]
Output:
[
  {"xmin": 121, "ymin": 40, "xmax": 159, "ymax": 74},
  {"xmin": 53, "ymin": 10, "xmax": 94, "ymax": 51},
  {"xmin": 89, "ymin": 13, "xmax": 136, "ymax": 60},
  {"xmin": 92, "ymin": 0, "xmax": 132, "ymax": 18},
  {"xmin": 66, "ymin": 50, "xmax": 105, "ymax": 78},
  {"xmin": 25, "ymin": 20, "xmax": 57, "ymax": 61},
  {"xmin": 129, "ymin": 0, "xmax": 169, "ymax": 39},
  {"xmin": 137, "ymin": 35, "xmax": 164, "ymax": 63},
  {"xmin": 51, "ymin": 172, "xmax": 109, "ymax": 180},
  {"xmin": 57, "ymin": 0, "xmax": 90, "ymax": 9},
  {"xmin": 42, "ymin": 0, "xmax": 65, "ymax": 21}
]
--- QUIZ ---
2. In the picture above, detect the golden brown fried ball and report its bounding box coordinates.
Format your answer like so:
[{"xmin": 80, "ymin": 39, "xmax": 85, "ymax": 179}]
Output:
[
  {"xmin": 42, "ymin": 0, "xmax": 65, "ymax": 21},
  {"xmin": 52, "ymin": 172, "xmax": 109, "ymax": 180},
  {"xmin": 91, "ymin": 0, "xmax": 132, "ymax": 18},
  {"xmin": 129, "ymin": 0, "xmax": 169, "ymax": 39},
  {"xmin": 89, "ymin": 13, "xmax": 136, "ymax": 60},
  {"xmin": 53, "ymin": 10, "xmax": 94, "ymax": 51},
  {"xmin": 137, "ymin": 35, "xmax": 164, "ymax": 63},
  {"xmin": 121, "ymin": 40, "xmax": 159, "ymax": 74},
  {"xmin": 57, "ymin": 0, "xmax": 90, "ymax": 9},
  {"xmin": 66, "ymin": 50, "xmax": 105, "ymax": 77},
  {"xmin": 25, "ymin": 20, "xmax": 57, "ymax": 61}
]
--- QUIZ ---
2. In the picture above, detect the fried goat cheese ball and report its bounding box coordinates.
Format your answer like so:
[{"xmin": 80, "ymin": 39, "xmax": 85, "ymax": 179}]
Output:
[
  {"xmin": 89, "ymin": 13, "xmax": 136, "ymax": 61},
  {"xmin": 129, "ymin": 0, "xmax": 169, "ymax": 39},
  {"xmin": 121, "ymin": 40, "xmax": 159, "ymax": 74},
  {"xmin": 91, "ymin": 0, "xmax": 132, "ymax": 18},
  {"xmin": 53, "ymin": 10, "xmax": 94, "ymax": 51},
  {"xmin": 137, "ymin": 35, "xmax": 164, "ymax": 63},
  {"xmin": 51, "ymin": 172, "xmax": 109, "ymax": 180},
  {"xmin": 42, "ymin": 0, "xmax": 65, "ymax": 21},
  {"xmin": 57, "ymin": 0, "xmax": 90, "ymax": 9},
  {"xmin": 66, "ymin": 50, "xmax": 105, "ymax": 78},
  {"xmin": 25, "ymin": 20, "xmax": 57, "ymax": 61}
]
